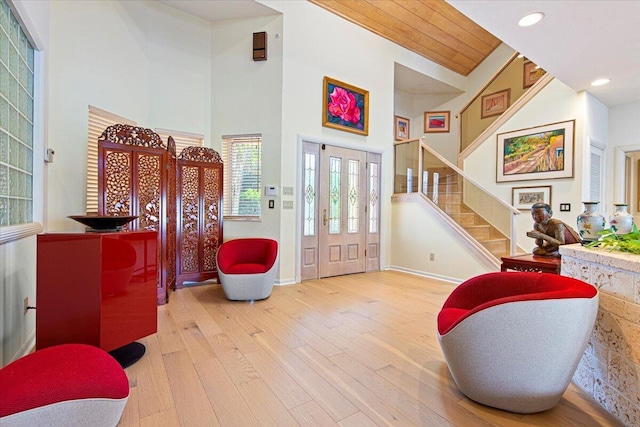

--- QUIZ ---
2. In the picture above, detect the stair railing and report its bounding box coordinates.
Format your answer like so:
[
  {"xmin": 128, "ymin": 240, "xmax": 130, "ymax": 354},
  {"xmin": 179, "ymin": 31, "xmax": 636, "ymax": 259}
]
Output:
[{"xmin": 394, "ymin": 137, "xmax": 521, "ymax": 255}]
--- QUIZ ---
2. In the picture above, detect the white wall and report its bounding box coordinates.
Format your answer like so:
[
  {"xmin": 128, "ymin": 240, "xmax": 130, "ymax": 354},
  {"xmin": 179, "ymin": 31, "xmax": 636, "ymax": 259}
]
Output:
[
  {"xmin": 260, "ymin": 0, "xmax": 473, "ymax": 280},
  {"xmin": 420, "ymin": 44, "xmax": 515, "ymax": 164},
  {"xmin": 391, "ymin": 199, "xmax": 493, "ymax": 281},
  {"xmin": 46, "ymin": 0, "xmax": 212, "ymax": 231},
  {"xmin": 2, "ymin": 0, "xmax": 215, "ymax": 364},
  {"xmin": 0, "ymin": 0, "xmax": 50, "ymax": 366},
  {"xmin": 465, "ymin": 78, "xmax": 586, "ymax": 251},
  {"xmin": 2, "ymin": 0, "xmax": 619, "ymax": 365},
  {"xmin": 210, "ymin": 15, "xmax": 283, "ymax": 247},
  {"xmin": 608, "ymin": 101, "xmax": 640, "ymax": 223}
]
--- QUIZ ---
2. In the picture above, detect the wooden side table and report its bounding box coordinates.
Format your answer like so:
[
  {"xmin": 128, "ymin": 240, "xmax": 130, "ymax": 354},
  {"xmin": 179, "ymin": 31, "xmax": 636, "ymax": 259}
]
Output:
[{"xmin": 500, "ymin": 253, "xmax": 561, "ymax": 275}]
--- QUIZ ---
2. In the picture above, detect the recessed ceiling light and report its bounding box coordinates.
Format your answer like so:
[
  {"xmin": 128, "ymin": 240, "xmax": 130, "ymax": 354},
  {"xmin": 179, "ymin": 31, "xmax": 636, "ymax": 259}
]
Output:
[
  {"xmin": 517, "ymin": 54, "xmax": 524, "ymax": 58},
  {"xmin": 591, "ymin": 78, "xmax": 611, "ymax": 87},
  {"xmin": 518, "ymin": 12, "xmax": 544, "ymax": 27}
]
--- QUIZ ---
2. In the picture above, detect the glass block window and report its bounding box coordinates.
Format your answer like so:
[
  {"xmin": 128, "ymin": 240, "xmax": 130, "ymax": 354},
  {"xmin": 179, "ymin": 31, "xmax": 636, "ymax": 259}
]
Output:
[{"xmin": 0, "ymin": 0, "xmax": 34, "ymax": 226}]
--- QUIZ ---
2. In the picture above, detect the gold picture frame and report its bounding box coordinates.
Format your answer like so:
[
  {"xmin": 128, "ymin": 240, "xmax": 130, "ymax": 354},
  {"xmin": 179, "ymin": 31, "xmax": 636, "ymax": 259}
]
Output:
[
  {"xmin": 523, "ymin": 60, "xmax": 547, "ymax": 88},
  {"xmin": 424, "ymin": 111, "xmax": 450, "ymax": 133},
  {"xmin": 394, "ymin": 115, "xmax": 410, "ymax": 140},
  {"xmin": 481, "ymin": 89, "xmax": 510, "ymax": 119},
  {"xmin": 322, "ymin": 76, "xmax": 369, "ymax": 136}
]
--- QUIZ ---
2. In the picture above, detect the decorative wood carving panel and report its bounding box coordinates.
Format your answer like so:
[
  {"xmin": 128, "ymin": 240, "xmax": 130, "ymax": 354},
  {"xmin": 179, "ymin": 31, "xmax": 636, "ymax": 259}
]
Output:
[
  {"xmin": 180, "ymin": 165, "xmax": 199, "ymax": 273},
  {"xmin": 176, "ymin": 146, "xmax": 223, "ymax": 287},
  {"xmin": 137, "ymin": 154, "xmax": 161, "ymax": 230},
  {"xmin": 104, "ymin": 150, "xmax": 131, "ymax": 215},
  {"xmin": 203, "ymin": 167, "xmax": 221, "ymax": 272},
  {"xmin": 98, "ymin": 125, "xmax": 176, "ymax": 305},
  {"xmin": 166, "ymin": 137, "xmax": 177, "ymax": 292}
]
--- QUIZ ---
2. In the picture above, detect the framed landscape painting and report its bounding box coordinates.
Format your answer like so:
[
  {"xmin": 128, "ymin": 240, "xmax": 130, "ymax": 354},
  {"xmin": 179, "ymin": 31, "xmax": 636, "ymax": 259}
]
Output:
[
  {"xmin": 424, "ymin": 111, "xmax": 450, "ymax": 133},
  {"xmin": 497, "ymin": 120, "xmax": 575, "ymax": 182},
  {"xmin": 322, "ymin": 76, "xmax": 369, "ymax": 136},
  {"xmin": 512, "ymin": 186, "xmax": 552, "ymax": 210}
]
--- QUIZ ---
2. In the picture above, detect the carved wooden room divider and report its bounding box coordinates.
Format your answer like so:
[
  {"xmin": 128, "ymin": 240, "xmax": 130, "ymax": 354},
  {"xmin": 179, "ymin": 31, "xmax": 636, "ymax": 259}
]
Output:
[
  {"xmin": 98, "ymin": 124, "xmax": 176, "ymax": 305},
  {"xmin": 176, "ymin": 146, "xmax": 223, "ymax": 287}
]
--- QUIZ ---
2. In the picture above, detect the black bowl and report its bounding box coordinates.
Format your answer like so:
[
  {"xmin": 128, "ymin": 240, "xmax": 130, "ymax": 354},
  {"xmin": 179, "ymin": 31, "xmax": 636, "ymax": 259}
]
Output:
[{"xmin": 68, "ymin": 215, "xmax": 138, "ymax": 231}]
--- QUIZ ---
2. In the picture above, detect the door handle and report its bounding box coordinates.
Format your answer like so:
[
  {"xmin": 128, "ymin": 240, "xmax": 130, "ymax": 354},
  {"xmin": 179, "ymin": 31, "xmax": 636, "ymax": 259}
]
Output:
[{"xmin": 323, "ymin": 209, "xmax": 332, "ymax": 226}]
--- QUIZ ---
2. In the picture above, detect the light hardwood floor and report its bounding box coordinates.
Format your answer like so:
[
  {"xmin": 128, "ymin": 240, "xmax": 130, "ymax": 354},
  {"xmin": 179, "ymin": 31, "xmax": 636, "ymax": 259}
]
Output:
[{"xmin": 119, "ymin": 271, "xmax": 622, "ymax": 427}]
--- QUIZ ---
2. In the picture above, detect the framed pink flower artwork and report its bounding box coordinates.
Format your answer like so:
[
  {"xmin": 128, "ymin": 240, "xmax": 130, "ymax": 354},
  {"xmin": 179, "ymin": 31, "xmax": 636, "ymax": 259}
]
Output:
[{"xmin": 322, "ymin": 76, "xmax": 369, "ymax": 136}]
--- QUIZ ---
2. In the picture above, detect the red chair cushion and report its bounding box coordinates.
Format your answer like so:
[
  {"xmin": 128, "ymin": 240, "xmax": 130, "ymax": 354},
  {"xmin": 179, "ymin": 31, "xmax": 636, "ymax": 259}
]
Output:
[
  {"xmin": 437, "ymin": 272, "xmax": 597, "ymax": 336},
  {"xmin": 226, "ymin": 263, "xmax": 269, "ymax": 274},
  {"xmin": 217, "ymin": 238, "xmax": 278, "ymax": 274},
  {"xmin": 0, "ymin": 344, "xmax": 129, "ymax": 418}
]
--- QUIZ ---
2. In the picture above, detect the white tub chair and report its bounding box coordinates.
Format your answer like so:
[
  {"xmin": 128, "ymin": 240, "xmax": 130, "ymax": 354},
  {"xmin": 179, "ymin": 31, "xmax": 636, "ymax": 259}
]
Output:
[{"xmin": 437, "ymin": 271, "xmax": 598, "ymax": 414}]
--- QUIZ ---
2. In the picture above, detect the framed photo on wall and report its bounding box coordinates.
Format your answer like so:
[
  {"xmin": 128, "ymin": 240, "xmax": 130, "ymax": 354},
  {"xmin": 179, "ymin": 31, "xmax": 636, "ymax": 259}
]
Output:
[
  {"xmin": 394, "ymin": 115, "xmax": 410, "ymax": 140},
  {"xmin": 424, "ymin": 111, "xmax": 450, "ymax": 133},
  {"xmin": 523, "ymin": 60, "xmax": 547, "ymax": 88},
  {"xmin": 497, "ymin": 120, "xmax": 575, "ymax": 182},
  {"xmin": 512, "ymin": 186, "xmax": 552, "ymax": 210},
  {"xmin": 322, "ymin": 76, "xmax": 369, "ymax": 136},
  {"xmin": 481, "ymin": 89, "xmax": 510, "ymax": 119}
]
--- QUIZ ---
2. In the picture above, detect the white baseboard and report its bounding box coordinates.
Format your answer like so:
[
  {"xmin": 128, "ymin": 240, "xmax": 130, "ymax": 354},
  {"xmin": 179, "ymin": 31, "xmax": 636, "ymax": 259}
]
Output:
[{"xmin": 385, "ymin": 266, "xmax": 463, "ymax": 285}]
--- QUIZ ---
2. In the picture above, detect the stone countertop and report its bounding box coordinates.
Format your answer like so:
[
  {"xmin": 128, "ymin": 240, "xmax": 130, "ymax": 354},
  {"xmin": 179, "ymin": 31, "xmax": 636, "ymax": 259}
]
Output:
[{"xmin": 560, "ymin": 243, "xmax": 640, "ymax": 274}]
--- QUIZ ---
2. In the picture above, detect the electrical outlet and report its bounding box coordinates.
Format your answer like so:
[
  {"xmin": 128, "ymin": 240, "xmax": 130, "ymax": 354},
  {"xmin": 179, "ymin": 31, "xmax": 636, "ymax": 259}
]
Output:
[
  {"xmin": 24, "ymin": 297, "xmax": 29, "ymax": 315},
  {"xmin": 429, "ymin": 253, "xmax": 435, "ymax": 261}
]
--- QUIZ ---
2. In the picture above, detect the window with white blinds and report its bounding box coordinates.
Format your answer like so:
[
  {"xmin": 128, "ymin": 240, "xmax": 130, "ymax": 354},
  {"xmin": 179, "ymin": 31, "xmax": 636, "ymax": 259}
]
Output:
[
  {"xmin": 155, "ymin": 128, "xmax": 204, "ymax": 157},
  {"xmin": 589, "ymin": 144, "xmax": 604, "ymax": 209},
  {"xmin": 222, "ymin": 134, "xmax": 262, "ymax": 219},
  {"xmin": 86, "ymin": 106, "xmax": 136, "ymax": 213}
]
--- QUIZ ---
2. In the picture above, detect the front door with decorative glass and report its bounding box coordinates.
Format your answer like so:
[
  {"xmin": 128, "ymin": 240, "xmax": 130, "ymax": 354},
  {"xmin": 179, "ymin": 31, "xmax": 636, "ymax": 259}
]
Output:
[{"xmin": 301, "ymin": 141, "xmax": 380, "ymax": 280}]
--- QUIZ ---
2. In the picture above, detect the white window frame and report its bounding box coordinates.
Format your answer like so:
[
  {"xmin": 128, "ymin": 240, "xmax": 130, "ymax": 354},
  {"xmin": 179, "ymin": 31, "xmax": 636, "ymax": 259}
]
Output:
[
  {"xmin": 0, "ymin": 0, "xmax": 44, "ymax": 244},
  {"xmin": 222, "ymin": 134, "xmax": 262, "ymax": 221}
]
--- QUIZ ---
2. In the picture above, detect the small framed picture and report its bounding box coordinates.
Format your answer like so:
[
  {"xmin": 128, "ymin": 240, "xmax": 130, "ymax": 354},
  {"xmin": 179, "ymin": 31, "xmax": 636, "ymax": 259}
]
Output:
[
  {"xmin": 481, "ymin": 89, "xmax": 510, "ymax": 119},
  {"xmin": 523, "ymin": 60, "xmax": 546, "ymax": 88},
  {"xmin": 424, "ymin": 111, "xmax": 450, "ymax": 133},
  {"xmin": 512, "ymin": 186, "xmax": 552, "ymax": 210},
  {"xmin": 394, "ymin": 115, "xmax": 410, "ymax": 140}
]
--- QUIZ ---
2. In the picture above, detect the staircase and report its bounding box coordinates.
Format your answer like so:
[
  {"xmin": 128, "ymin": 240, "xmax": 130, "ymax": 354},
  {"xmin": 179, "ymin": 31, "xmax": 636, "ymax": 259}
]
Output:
[{"xmin": 426, "ymin": 169, "xmax": 510, "ymax": 259}]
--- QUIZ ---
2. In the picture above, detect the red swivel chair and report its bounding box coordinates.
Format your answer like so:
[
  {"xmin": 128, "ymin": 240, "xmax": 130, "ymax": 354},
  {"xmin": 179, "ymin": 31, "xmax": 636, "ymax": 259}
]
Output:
[
  {"xmin": 0, "ymin": 344, "xmax": 129, "ymax": 426},
  {"xmin": 437, "ymin": 272, "xmax": 598, "ymax": 414},
  {"xmin": 216, "ymin": 238, "xmax": 279, "ymax": 301}
]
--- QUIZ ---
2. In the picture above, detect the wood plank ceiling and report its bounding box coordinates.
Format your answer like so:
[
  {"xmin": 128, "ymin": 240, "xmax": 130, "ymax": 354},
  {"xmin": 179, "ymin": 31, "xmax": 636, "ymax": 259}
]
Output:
[{"xmin": 307, "ymin": 0, "xmax": 502, "ymax": 76}]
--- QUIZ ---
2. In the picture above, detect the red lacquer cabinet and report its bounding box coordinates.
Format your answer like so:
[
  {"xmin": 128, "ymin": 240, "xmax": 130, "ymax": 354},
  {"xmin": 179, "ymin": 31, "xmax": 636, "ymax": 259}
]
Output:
[{"xmin": 36, "ymin": 231, "xmax": 158, "ymax": 352}]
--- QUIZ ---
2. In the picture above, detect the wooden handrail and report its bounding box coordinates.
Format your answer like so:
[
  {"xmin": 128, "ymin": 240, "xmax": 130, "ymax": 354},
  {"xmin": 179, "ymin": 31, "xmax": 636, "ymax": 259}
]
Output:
[
  {"xmin": 421, "ymin": 139, "xmax": 521, "ymax": 215},
  {"xmin": 458, "ymin": 73, "xmax": 554, "ymax": 166},
  {"xmin": 456, "ymin": 52, "xmax": 520, "ymax": 119}
]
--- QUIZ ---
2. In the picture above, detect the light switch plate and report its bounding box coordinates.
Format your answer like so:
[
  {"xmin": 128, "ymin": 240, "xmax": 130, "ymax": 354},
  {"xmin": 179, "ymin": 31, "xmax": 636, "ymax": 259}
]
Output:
[{"xmin": 283, "ymin": 201, "xmax": 294, "ymax": 209}]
